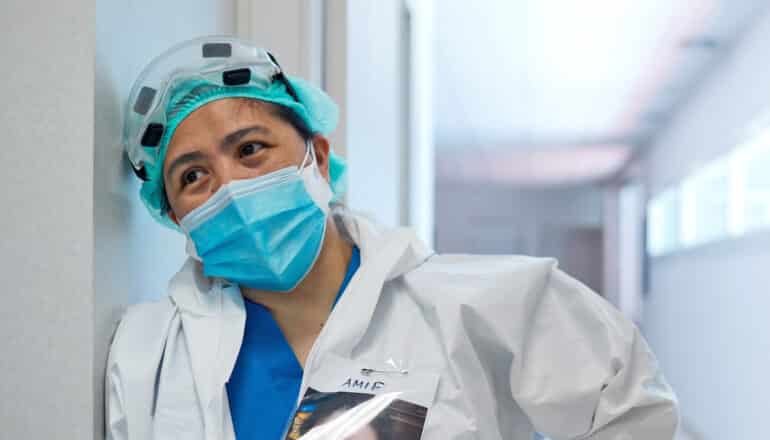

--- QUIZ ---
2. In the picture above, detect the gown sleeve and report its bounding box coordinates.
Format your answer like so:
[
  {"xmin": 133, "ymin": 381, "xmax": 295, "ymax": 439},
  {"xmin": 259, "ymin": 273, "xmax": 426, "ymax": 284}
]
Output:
[
  {"xmin": 449, "ymin": 255, "xmax": 680, "ymax": 439},
  {"xmin": 504, "ymin": 266, "xmax": 679, "ymax": 439}
]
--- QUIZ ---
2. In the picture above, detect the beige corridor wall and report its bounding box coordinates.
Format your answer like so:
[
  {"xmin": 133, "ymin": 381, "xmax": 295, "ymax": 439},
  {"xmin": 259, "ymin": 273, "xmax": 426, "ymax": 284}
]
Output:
[{"xmin": 0, "ymin": 0, "xmax": 95, "ymax": 438}]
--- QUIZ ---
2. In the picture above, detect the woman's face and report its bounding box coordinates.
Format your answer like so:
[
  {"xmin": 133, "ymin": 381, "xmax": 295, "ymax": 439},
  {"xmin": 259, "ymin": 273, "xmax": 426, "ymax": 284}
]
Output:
[{"xmin": 162, "ymin": 98, "xmax": 330, "ymax": 223}]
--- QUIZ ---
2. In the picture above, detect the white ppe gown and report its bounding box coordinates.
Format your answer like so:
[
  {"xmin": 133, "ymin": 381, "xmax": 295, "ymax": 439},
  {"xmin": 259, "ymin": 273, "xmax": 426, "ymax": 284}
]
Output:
[{"xmin": 105, "ymin": 213, "xmax": 678, "ymax": 439}]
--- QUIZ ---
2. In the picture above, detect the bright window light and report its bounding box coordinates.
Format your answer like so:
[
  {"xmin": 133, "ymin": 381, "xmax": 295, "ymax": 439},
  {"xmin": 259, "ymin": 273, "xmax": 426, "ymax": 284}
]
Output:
[
  {"xmin": 648, "ymin": 110, "xmax": 770, "ymax": 257},
  {"xmin": 728, "ymin": 142, "xmax": 748, "ymax": 237},
  {"xmin": 685, "ymin": 159, "xmax": 729, "ymax": 246},
  {"xmin": 647, "ymin": 188, "xmax": 681, "ymax": 257}
]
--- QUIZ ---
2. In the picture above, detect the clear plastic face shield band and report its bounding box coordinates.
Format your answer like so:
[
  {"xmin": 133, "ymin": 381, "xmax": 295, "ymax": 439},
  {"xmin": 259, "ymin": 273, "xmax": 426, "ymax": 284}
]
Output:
[
  {"xmin": 123, "ymin": 36, "xmax": 297, "ymax": 177},
  {"xmin": 122, "ymin": 35, "xmax": 347, "ymax": 230}
]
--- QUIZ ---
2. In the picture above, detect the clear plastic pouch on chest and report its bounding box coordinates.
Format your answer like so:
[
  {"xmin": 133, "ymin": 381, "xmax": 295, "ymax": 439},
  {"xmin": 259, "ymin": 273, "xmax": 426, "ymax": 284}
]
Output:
[{"xmin": 284, "ymin": 353, "xmax": 439, "ymax": 440}]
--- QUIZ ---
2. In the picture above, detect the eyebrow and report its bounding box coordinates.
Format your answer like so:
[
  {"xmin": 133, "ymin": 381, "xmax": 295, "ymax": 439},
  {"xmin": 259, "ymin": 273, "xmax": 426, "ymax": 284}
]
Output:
[
  {"xmin": 164, "ymin": 151, "xmax": 207, "ymax": 184},
  {"xmin": 220, "ymin": 124, "xmax": 270, "ymax": 149},
  {"xmin": 164, "ymin": 124, "xmax": 272, "ymax": 183}
]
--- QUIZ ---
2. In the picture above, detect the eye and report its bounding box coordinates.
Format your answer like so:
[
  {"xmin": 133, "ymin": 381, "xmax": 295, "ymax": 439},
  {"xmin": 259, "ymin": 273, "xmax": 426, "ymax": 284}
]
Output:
[
  {"xmin": 181, "ymin": 168, "xmax": 207, "ymax": 187},
  {"xmin": 238, "ymin": 142, "xmax": 265, "ymax": 158}
]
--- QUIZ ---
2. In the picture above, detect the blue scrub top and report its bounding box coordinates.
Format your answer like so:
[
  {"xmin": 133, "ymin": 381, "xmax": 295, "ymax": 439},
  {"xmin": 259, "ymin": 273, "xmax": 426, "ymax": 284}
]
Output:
[{"xmin": 226, "ymin": 246, "xmax": 360, "ymax": 440}]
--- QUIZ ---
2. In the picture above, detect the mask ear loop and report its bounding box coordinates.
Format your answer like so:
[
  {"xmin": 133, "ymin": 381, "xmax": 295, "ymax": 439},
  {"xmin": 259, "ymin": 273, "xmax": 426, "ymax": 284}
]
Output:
[
  {"xmin": 299, "ymin": 139, "xmax": 334, "ymax": 212},
  {"xmin": 299, "ymin": 139, "xmax": 319, "ymax": 174}
]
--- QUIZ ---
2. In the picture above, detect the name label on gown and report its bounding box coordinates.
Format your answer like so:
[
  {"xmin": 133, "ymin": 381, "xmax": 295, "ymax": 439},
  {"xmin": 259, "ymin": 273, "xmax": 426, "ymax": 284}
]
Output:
[
  {"xmin": 340, "ymin": 378, "xmax": 386, "ymax": 391},
  {"xmin": 282, "ymin": 353, "xmax": 439, "ymax": 439}
]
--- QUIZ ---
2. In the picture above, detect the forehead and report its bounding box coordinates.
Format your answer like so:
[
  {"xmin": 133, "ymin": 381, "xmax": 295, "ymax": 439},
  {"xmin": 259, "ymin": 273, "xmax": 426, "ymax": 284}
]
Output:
[{"xmin": 170, "ymin": 97, "xmax": 284, "ymax": 141}]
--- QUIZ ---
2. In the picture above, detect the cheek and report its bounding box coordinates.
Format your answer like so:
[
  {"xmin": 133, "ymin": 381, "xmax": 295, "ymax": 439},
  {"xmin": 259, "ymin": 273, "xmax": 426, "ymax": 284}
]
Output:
[
  {"xmin": 171, "ymin": 197, "xmax": 197, "ymax": 222},
  {"xmin": 164, "ymin": 183, "xmax": 208, "ymax": 222},
  {"xmin": 181, "ymin": 185, "xmax": 224, "ymax": 217}
]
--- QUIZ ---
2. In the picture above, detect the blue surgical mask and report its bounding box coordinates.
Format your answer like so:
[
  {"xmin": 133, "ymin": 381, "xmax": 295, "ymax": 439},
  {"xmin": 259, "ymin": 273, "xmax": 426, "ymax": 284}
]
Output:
[{"xmin": 180, "ymin": 143, "xmax": 334, "ymax": 292}]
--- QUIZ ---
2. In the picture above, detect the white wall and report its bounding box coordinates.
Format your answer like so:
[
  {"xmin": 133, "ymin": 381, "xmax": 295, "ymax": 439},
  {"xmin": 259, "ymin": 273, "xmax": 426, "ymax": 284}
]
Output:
[
  {"xmin": 236, "ymin": 0, "xmax": 323, "ymax": 84},
  {"xmin": 617, "ymin": 183, "xmax": 645, "ymax": 322},
  {"xmin": 94, "ymin": 1, "xmax": 234, "ymax": 438},
  {"xmin": 639, "ymin": 8, "xmax": 770, "ymax": 439},
  {"xmin": 346, "ymin": 0, "xmax": 406, "ymax": 228},
  {"xmin": 602, "ymin": 186, "xmax": 622, "ymax": 307},
  {"xmin": 0, "ymin": 1, "xmax": 94, "ymax": 438},
  {"xmin": 602, "ymin": 182, "xmax": 645, "ymax": 323},
  {"xmin": 406, "ymin": 0, "xmax": 436, "ymax": 248}
]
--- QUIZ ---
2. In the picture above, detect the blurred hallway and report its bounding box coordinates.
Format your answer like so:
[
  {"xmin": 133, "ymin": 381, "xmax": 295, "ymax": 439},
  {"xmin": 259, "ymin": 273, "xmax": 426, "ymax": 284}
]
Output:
[
  {"xmin": 432, "ymin": 1, "xmax": 770, "ymax": 438},
  {"xmin": 1, "ymin": 0, "xmax": 769, "ymax": 438}
]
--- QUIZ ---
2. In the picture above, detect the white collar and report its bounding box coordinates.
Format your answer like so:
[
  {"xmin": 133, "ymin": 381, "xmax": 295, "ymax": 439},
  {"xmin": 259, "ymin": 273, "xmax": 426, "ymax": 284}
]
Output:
[{"xmin": 168, "ymin": 212, "xmax": 432, "ymax": 314}]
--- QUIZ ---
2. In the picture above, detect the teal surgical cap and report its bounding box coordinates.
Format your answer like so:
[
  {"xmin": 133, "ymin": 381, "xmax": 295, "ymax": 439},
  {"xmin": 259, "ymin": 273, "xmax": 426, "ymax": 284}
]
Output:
[{"xmin": 138, "ymin": 76, "xmax": 348, "ymax": 230}]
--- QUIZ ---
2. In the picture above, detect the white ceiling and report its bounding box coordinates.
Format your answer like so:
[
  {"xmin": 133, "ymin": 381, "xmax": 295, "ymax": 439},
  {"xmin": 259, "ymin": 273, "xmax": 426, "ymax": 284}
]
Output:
[{"xmin": 434, "ymin": 0, "xmax": 769, "ymax": 184}]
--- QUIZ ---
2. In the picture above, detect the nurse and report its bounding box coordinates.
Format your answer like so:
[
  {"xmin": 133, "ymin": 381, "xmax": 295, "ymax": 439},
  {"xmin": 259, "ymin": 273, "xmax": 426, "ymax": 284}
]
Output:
[{"xmin": 106, "ymin": 36, "xmax": 679, "ymax": 440}]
